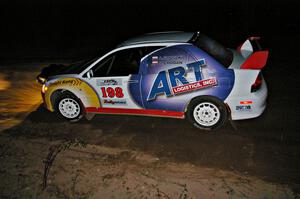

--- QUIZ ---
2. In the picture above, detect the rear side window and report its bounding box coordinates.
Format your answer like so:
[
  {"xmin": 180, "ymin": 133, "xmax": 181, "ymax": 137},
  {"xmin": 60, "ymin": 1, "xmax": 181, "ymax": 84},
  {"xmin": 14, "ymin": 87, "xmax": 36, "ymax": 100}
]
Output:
[{"xmin": 190, "ymin": 33, "xmax": 233, "ymax": 67}]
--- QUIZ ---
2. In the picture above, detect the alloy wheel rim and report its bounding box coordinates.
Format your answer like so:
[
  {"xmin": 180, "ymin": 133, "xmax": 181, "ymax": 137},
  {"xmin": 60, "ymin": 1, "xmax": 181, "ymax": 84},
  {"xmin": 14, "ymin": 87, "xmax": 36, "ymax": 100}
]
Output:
[
  {"xmin": 193, "ymin": 102, "xmax": 220, "ymax": 127},
  {"xmin": 58, "ymin": 98, "xmax": 80, "ymax": 119}
]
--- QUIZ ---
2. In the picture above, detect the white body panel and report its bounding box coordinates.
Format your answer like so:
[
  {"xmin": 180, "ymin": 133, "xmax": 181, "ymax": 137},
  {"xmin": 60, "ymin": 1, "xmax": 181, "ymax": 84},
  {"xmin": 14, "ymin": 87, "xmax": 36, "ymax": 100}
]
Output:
[
  {"xmin": 225, "ymin": 70, "xmax": 267, "ymax": 120},
  {"xmin": 83, "ymin": 75, "xmax": 141, "ymax": 109}
]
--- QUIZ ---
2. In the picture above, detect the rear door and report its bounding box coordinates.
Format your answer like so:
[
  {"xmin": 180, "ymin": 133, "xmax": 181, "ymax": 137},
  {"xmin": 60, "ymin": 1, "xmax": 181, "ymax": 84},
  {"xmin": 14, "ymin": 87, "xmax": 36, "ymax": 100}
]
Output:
[{"xmin": 136, "ymin": 44, "xmax": 233, "ymax": 112}]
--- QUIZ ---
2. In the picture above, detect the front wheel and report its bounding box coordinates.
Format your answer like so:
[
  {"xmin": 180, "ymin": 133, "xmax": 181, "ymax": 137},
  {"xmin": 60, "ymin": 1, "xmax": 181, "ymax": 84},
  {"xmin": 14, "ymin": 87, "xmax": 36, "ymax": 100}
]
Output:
[
  {"xmin": 186, "ymin": 96, "xmax": 228, "ymax": 130},
  {"xmin": 55, "ymin": 92, "xmax": 84, "ymax": 122}
]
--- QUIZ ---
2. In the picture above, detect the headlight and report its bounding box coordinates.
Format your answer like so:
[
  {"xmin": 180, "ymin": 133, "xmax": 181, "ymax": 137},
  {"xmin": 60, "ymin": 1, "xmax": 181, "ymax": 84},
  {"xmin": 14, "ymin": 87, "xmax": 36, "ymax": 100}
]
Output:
[
  {"xmin": 42, "ymin": 84, "xmax": 48, "ymax": 93},
  {"xmin": 37, "ymin": 76, "xmax": 46, "ymax": 84}
]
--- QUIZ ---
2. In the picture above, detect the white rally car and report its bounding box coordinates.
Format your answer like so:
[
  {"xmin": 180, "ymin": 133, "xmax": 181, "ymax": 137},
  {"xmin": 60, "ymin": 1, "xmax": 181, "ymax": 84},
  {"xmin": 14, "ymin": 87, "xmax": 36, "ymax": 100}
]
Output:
[{"xmin": 37, "ymin": 31, "xmax": 268, "ymax": 130}]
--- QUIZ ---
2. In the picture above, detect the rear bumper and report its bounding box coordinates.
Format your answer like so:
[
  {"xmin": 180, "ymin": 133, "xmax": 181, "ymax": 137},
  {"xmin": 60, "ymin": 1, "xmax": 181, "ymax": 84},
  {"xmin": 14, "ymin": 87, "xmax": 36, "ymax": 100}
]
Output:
[{"xmin": 225, "ymin": 78, "xmax": 267, "ymax": 120}]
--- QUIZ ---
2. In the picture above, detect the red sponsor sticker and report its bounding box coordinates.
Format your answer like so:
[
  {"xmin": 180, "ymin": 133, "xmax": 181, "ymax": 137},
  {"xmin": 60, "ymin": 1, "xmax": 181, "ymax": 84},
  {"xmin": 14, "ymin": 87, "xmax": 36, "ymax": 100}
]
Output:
[
  {"xmin": 240, "ymin": 100, "xmax": 253, "ymax": 105},
  {"xmin": 172, "ymin": 77, "xmax": 217, "ymax": 94}
]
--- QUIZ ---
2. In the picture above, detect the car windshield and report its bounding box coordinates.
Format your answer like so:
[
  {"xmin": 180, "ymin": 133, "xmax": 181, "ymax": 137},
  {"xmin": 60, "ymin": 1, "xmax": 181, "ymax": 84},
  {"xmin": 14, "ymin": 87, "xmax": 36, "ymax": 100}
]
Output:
[
  {"xmin": 190, "ymin": 32, "xmax": 233, "ymax": 67},
  {"xmin": 61, "ymin": 57, "xmax": 98, "ymax": 74}
]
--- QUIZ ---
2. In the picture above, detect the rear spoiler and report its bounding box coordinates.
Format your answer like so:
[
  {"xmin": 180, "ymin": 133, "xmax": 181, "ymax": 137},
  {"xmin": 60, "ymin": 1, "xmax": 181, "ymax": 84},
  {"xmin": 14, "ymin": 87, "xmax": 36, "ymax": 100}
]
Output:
[{"xmin": 237, "ymin": 37, "xmax": 269, "ymax": 70}]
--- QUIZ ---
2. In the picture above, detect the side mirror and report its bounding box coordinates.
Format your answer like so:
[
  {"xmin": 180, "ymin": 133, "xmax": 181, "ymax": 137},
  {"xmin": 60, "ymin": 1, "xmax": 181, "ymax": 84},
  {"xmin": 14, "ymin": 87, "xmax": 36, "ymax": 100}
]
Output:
[{"xmin": 86, "ymin": 69, "xmax": 94, "ymax": 79}]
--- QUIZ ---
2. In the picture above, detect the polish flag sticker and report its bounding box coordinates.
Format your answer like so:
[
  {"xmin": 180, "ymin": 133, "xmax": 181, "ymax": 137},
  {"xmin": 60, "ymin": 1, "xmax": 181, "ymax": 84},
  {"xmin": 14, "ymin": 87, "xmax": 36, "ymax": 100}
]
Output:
[{"xmin": 152, "ymin": 56, "xmax": 158, "ymax": 64}]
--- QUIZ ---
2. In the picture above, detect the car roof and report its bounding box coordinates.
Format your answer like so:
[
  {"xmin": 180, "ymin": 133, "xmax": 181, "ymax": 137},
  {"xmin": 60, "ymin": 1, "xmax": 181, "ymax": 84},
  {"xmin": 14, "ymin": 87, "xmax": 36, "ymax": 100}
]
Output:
[{"xmin": 117, "ymin": 31, "xmax": 195, "ymax": 47}]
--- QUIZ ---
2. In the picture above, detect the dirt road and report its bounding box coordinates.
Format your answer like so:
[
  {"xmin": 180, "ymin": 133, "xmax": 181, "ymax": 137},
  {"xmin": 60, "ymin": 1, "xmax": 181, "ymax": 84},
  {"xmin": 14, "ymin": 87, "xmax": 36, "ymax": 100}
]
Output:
[{"xmin": 0, "ymin": 60, "xmax": 299, "ymax": 198}]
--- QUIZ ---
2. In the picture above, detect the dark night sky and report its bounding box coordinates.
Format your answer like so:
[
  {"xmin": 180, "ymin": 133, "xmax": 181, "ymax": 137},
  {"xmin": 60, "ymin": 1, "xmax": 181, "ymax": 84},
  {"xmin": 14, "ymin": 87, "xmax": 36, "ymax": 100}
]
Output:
[{"xmin": 0, "ymin": 0, "xmax": 299, "ymax": 62}]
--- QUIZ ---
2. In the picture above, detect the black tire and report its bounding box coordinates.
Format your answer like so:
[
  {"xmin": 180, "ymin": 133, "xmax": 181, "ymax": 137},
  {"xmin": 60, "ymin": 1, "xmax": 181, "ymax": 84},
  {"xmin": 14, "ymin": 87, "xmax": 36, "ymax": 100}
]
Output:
[
  {"xmin": 54, "ymin": 92, "xmax": 84, "ymax": 122},
  {"xmin": 186, "ymin": 96, "xmax": 228, "ymax": 130}
]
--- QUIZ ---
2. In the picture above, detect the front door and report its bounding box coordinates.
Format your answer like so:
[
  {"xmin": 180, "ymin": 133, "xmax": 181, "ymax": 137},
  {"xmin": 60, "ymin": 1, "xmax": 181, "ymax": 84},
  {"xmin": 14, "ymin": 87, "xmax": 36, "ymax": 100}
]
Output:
[{"xmin": 84, "ymin": 48, "xmax": 144, "ymax": 109}]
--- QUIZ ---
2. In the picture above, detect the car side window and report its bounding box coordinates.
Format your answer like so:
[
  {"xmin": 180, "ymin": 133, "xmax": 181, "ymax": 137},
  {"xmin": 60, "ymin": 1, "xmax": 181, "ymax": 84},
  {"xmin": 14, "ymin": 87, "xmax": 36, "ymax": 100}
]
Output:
[
  {"xmin": 92, "ymin": 47, "xmax": 162, "ymax": 77},
  {"xmin": 107, "ymin": 48, "xmax": 141, "ymax": 76},
  {"xmin": 92, "ymin": 56, "xmax": 114, "ymax": 77}
]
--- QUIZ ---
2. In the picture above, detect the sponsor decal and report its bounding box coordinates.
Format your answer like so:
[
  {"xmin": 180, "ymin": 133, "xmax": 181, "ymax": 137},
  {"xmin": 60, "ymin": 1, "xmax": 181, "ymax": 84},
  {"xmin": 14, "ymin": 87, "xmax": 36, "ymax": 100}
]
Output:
[
  {"xmin": 240, "ymin": 100, "xmax": 253, "ymax": 105},
  {"xmin": 147, "ymin": 59, "xmax": 217, "ymax": 101},
  {"xmin": 236, "ymin": 105, "xmax": 252, "ymax": 111},
  {"xmin": 97, "ymin": 79, "xmax": 122, "ymax": 86},
  {"xmin": 151, "ymin": 56, "xmax": 184, "ymax": 65},
  {"xmin": 52, "ymin": 79, "xmax": 82, "ymax": 86},
  {"xmin": 103, "ymin": 99, "xmax": 127, "ymax": 105}
]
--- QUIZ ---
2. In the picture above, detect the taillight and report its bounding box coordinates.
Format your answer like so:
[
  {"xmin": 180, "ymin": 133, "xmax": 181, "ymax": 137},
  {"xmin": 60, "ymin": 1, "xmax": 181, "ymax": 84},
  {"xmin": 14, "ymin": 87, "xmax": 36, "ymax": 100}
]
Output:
[{"xmin": 251, "ymin": 73, "xmax": 262, "ymax": 92}]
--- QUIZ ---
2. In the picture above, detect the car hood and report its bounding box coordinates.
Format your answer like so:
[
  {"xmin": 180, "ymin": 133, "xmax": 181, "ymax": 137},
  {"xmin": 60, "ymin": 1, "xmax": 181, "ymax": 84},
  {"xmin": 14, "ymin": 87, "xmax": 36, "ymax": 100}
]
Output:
[{"xmin": 38, "ymin": 63, "xmax": 69, "ymax": 80}]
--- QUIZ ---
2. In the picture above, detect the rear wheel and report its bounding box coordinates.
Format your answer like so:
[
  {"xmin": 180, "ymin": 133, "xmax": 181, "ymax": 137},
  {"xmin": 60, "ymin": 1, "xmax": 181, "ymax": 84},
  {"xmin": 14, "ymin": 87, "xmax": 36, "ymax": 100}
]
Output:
[
  {"xmin": 55, "ymin": 92, "xmax": 84, "ymax": 122},
  {"xmin": 187, "ymin": 96, "xmax": 228, "ymax": 130}
]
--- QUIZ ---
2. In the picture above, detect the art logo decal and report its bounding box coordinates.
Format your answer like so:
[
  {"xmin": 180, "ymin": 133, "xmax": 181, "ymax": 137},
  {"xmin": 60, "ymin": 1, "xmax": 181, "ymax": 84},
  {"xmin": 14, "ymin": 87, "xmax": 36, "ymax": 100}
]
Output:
[
  {"xmin": 172, "ymin": 77, "xmax": 217, "ymax": 94},
  {"xmin": 128, "ymin": 44, "xmax": 235, "ymax": 112},
  {"xmin": 147, "ymin": 59, "xmax": 217, "ymax": 101}
]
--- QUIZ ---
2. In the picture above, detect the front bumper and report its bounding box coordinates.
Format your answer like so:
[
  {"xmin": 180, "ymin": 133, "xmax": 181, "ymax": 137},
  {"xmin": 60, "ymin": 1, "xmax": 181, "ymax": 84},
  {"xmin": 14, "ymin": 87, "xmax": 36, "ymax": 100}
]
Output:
[{"xmin": 41, "ymin": 91, "xmax": 52, "ymax": 112}]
